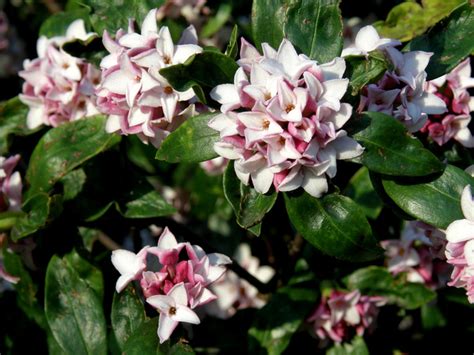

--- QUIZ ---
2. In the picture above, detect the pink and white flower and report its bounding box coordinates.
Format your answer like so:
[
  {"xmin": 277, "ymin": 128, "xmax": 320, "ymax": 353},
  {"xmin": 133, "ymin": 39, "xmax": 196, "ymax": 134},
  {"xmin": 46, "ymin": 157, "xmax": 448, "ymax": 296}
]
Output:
[
  {"xmin": 111, "ymin": 227, "xmax": 231, "ymax": 342},
  {"xmin": 19, "ymin": 20, "xmax": 100, "ymax": 129},
  {"xmin": 96, "ymin": 8, "xmax": 203, "ymax": 147},
  {"xmin": 445, "ymin": 185, "xmax": 474, "ymax": 303},
  {"xmin": 420, "ymin": 58, "xmax": 474, "ymax": 146},
  {"xmin": 209, "ymin": 38, "xmax": 363, "ymax": 197},
  {"xmin": 206, "ymin": 243, "xmax": 275, "ymax": 319},
  {"xmin": 307, "ymin": 289, "xmax": 385, "ymax": 344},
  {"xmin": 0, "ymin": 155, "xmax": 22, "ymax": 213},
  {"xmin": 352, "ymin": 26, "xmax": 447, "ymax": 132},
  {"xmin": 199, "ymin": 157, "xmax": 228, "ymax": 176}
]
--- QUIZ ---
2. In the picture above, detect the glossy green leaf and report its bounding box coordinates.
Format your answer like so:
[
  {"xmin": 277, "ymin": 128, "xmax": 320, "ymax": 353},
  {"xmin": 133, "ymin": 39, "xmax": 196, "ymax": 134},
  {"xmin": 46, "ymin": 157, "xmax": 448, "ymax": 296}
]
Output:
[
  {"xmin": 327, "ymin": 336, "xmax": 369, "ymax": 355},
  {"xmin": 121, "ymin": 190, "xmax": 176, "ymax": 218},
  {"xmin": 39, "ymin": 9, "xmax": 91, "ymax": 37},
  {"xmin": 406, "ymin": 3, "xmax": 474, "ymax": 79},
  {"xmin": 381, "ymin": 164, "xmax": 474, "ymax": 229},
  {"xmin": 344, "ymin": 53, "xmax": 390, "ymax": 96},
  {"xmin": 284, "ymin": 192, "xmax": 382, "ymax": 262},
  {"xmin": 11, "ymin": 193, "xmax": 63, "ymax": 241},
  {"xmin": 25, "ymin": 115, "xmax": 120, "ymax": 199},
  {"xmin": 345, "ymin": 167, "xmax": 383, "ymax": 219},
  {"xmin": 111, "ymin": 285, "xmax": 147, "ymax": 351},
  {"xmin": 60, "ymin": 169, "xmax": 87, "ymax": 201},
  {"xmin": 248, "ymin": 285, "xmax": 317, "ymax": 355},
  {"xmin": 122, "ymin": 318, "xmax": 169, "ymax": 354},
  {"xmin": 344, "ymin": 266, "xmax": 394, "ymax": 292},
  {"xmin": 225, "ymin": 25, "xmax": 239, "ymax": 59},
  {"xmin": 284, "ymin": 0, "xmax": 343, "ymax": 63},
  {"xmin": 156, "ymin": 112, "xmax": 219, "ymax": 163},
  {"xmin": 353, "ymin": 112, "xmax": 444, "ymax": 176},
  {"xmin": 45, "ymin": 255, "xmax": 107, "ymax": 355},
  {"xmin": 223, "ymin": 162, "xmax": 277, "ymax": 234},
  {"xmin": 159, "ymin": 51, "xmax": 238, "ymax": 103},
  {"xmin": 64, "ymin": 250, "xmax": 104, "ymax": 301},
  {"xmin": 0, "ymin": 97, "xmax": 38, "ymax": 155},
  {"xmin": 374, "ymin": 0, "xmax": 465, "ymax": 42},
  {"xmin": 251, "ymin": 0, "xmax": 286, "ymax": 49}
]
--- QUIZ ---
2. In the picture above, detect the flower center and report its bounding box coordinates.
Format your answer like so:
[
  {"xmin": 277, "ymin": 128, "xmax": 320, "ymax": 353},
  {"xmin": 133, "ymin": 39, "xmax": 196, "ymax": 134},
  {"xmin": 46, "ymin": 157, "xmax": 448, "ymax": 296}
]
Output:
[
  {"xmin": 285, "ymin": 104, "xmax": 295, "ymax": 113},
  {"xmin": 164, "ymin": 56, "xmax": 172, "ymax": 65},
  {"xmin": 62, "ymin": 63, "xmax": 70, "ymax": 69},
  {"xmin": 262, "ymin": 119, "xmax": 270, "ymax": 129},
  {"xmin": 164, "ymin": 86, "xmax": 174, "ymax": 95},
  {"xmin": 169, "ymin": 306, "xmax": 177, "ymax": 316}
]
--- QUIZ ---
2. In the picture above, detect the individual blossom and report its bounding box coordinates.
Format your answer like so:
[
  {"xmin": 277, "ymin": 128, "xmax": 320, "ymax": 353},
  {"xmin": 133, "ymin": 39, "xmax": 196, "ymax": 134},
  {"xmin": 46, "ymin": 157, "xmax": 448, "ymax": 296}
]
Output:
[
  {"xmin": 307, "ymin": 289, "xmax": 385, "ymax": 344},
  {"xmin": 350, "ymin": 26, "xmax": 447, "ymax": 132},
  {"xmin": 199, "ymin": 157, "xmax": 228, "ymax": 176},
  {"xmin": 381, "ymin": 221, "xmax": 447, "ymax": 287},
  {"xmin": 0, "ymin": 155, "xmax": 22, "ymax": 212},
  {"xmin": 206, "ymin": 243, "xmax": 275, "ymax": 319},
  {"xmin": 19, "ymin": 20, "xmax": 100, "ymax": 129},
  {"xmin": 96, "ymin": 8, "xmax": 203, "ymax": 147},
  {"xmin": 445, "ymin": 185, "xmax": 474, "ymax": 303},
  {"xmin": 209, "ymin": 38, "xmax": 364, "ymax": 197},
  {"xmin": 420, "ymin": 58, "xmax": 474, "ymax": 147},
  {"xmin": 111, "ymin": 227, "xmax": 231, "ymax": 343}
]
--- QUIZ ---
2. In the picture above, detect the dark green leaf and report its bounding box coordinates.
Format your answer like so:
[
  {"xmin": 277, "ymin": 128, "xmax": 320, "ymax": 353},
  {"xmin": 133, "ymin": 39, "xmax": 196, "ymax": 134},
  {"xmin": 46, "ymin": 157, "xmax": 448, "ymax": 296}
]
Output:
[
  {"xmin": 156, "ymin": 112, "xmax": 219, "ymax": 163},
  {"xmin": 11, "ymin": 193, "xmax": 63, "ymax": 241},
  {"xmin": 353, "ymin": 112, "xmax": 444, "ymax": 176},
  {"xmin": 248, "ymin": 285, "xmax": 317, "ymax": 355},
  {"xmin": 381, "ymin": 164, "xmax": 474, "ymax": 228},
  {"xmin": 25, "ymin": 115, "xmax": 120, "ymax": 199},
  {"xmin": 120, "ymin": 190, "xmax": 176, "ymax": 218},
  {"xmin": 284, "ymin": 192, "xmax": 382, "ymax": 262},
  {"xmin": 223, "ymin": 162, "xmax": 277, "ymax": 233},
  {"xmin": 39, "ymin": 9, "xmax": 91, "ymax": 37},
  {"xmin": 251, "ymin": 0, "xmax": 286, "ymax": 49},
  {"xmin": 45, "ymin": 255, "xmax": 107, "ymax": 355},
  {"xmin": 344, "ymin": 53, "xmax": 390, "ymax": 96},
  {"xmin": 396, "ymin": 283, "xmax": 436, "ymax": 310},
  {"xmin": 284, "ymin": 0, "xmax": 343, "ymax": 63},
  {"xmin": 159, "ymin": 51, "xmax": 238, "ymax": 103},
  {"xmin": 111, "ymin": 285, "xmax": 147, "ymax": 351},
  {"xmin": 64, "ymin": 250, "xmax": 104, "ymax": 300},
  {"xmin": 345, "ymin": 167, "xmax": 383, "ymax": 219},
  {"xmin": 0, "ymin": 211, "xmax": 25, "ymax": 231},
  {"xmin": 168, "ymin": 343, "xmax": 196, "ymax": 355},
  {"xmin": 421, "ymin": 303, "xmax": 446, "ymax": 329},
  {"xmin": 344, "ymin": 266, "xmax": 394, "ymax": 292},
  {"xmin": 225, "ymin": 25, "xmax": 239, "ymax": 59},
  {"xmin": 60, "ymin": 169, "xmax": 87, "ymax": 201},
  {"xmin": 122, "ymin": 318, "xmax": 169, "ymax": 355},
  {"xmin": 406, "ymin": 3, "xmax": 474, "ymax": 79},
  {"xmin": 374, "ymin": 0, "xmax": 465, "ymax": 42},
  {"xmin": 0, "ymin": 97, "xmax": 38, "ymax": 155}
]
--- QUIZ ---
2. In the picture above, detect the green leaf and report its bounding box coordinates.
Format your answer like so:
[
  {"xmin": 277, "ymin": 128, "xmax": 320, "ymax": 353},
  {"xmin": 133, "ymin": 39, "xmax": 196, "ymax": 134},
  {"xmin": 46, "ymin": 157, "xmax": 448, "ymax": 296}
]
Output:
[
  {"xmin": 345, "ymin": 167, "xmax": 383, "ymax": 219},
  {"xmin": 159, "ymin": 51, "xmax": 238, "ymax": 103},
  {"xmin": 0, "ymin": 211, "xmax": 25, "ymax": 231},
  {"xmin": 45, "ymin": 255, "xmax": 107, "ymax": 355},
  {"xmin": 201, "ymin": 3, "xmax": 232, "ymax": 38},
  {"xmin": 111, "ymin": 285, "xmax": 147, "ymax": 351},
  {"xmin": 421, "ymin": 303, "xmax": 446, "ymax": 330},
  {"xmin": 406, "ymin": 3, "xmax": 474, "ymax": 79},
  {"xmin": 373, "ymin": 0, "xmax": 465, "ymax": 42},
  {"xmin": 381, "ymin": 164, "xmax": 474, "ymax": 229},
  {"xmin": 251, "ymin": 0, "xmax": 286, "ymax": 50},
  {"xmin": 39, "ymin": 9, "xmax": 91, "ymax": 37},
  {"xmin": 284, "ymin": 192, "xmax": 382, "ymax": 262},
  {"xmin": 327, "ymin": 336, "xmax": 369, "ymax": 355},
  {"xmin": 168, "ymin": 343, "xmax": 196, "ymax": 355},
  {"xmin": 225, "ymin": 25, "xmax": 239, "ymax": 59},
  {"xmin": 120, "ymin": 190, "xmax": 176, "ymax": 218},
  {"xmin": 122, "ymin": 318, "xmax": 169, "ymax": 354},
  {"xmin": 396, "ymin": 283, "xmax": 436, "ymax": 310},
  {"xmin": 11, "ymin": 193, "xmax": 63, "ymax": 241},
  {"xmin": 284, "ymin": 0, "xmax": 343, "ymax": 63},
  {"xmin": 86, "ymin": 0, "xmax": 163, "ymax": 34},
  {"xmin": 60, "ymin": 169, "xmax": 87, "ymax": 201},
  {"xmin": 156, "ymin": 112, "xmax": 219, "ymax": 163},
  {"xmin": 0, "ymin": 97, "xmax": 38, "ymax": 155},
  {"xmin": 353, "ymin": 112, "xmax": 444, "ymax": 176},
  {"xmin": 25, "ymin": 115, "xmax": 120, "ymax": 199},
  {"xmin": 248, "ymin": 285, "xmax": 317, "ymax": 355},
  {"xmin": 344, "ymin": 266, "xmax": 394, "ymax": 292},
  {"xmin": 344, "ymin": 53, "xmax": 390, "ymax": 96},
  {"xmin": 223, "ymin": 162, "xmax": 277, "ymax": 234}
]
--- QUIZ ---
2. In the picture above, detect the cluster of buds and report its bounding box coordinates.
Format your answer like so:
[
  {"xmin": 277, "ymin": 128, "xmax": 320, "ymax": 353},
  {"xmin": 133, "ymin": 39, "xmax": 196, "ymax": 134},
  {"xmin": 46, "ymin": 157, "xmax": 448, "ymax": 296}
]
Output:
[
  {"xmin": 307, "ymin": 289, "xmax": 385, "ymax": 344},
  {"xmin": 19, "ymin": 20, "xmax": 100, "ymax": 129},
  {"xmin": 96, "ymin": 8, "xmax": 203, "ymax": 147},
  {"xmin": 111, "ymin": 227, "xmax": 231, "ymax": 343},
  {"xmin": 346, "ymin": 26, "xmax": 447, "ymax": 132},
  {"xmin": 445, "ymin": 185, "xmax": 474, "ymax": 303},
  {"xmin": 421, "ymin": 58, "xmax": 474, "ymax": 147},
  {"xmin": 209, "ymin": 38, "xmax": 363, "ymax": 197},
  {"xmin": 206, "ymin": 243, "xmax": 275, "ymax": 318},
  {"xmin": 381, "ymin": 221, "xmax": 448, "ymax": 288},
  {"xmin": 0, "ymin": 154, "xmax": 22, "ymax": 213}
]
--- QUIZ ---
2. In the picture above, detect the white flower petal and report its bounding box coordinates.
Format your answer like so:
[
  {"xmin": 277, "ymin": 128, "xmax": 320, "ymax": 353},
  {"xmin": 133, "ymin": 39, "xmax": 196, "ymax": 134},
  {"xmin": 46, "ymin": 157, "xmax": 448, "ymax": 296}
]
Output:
[
  {"xmin": 461, "ymin": 185, "xmax": 474, "ymax": 222},
  {"xmin": 157, "ymin": 314, "xmax": 178, "ymax": 344},
  {"xmin": 172, "ymin": 306, "xmax": 200, "ymax": 324},
  {"xmin": 446, "ymin": 219, "xmax": 474, "ymax": 243}
]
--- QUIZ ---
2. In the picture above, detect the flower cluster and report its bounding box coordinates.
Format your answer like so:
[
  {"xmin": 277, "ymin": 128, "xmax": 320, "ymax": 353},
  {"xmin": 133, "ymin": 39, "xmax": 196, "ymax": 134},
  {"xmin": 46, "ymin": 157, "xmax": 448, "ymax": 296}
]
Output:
[
  {"xmin": 349, "ymin": 26, "xmax": 447, "ymax": 132},
  {"xmin": 445, "ymin": 185, "xmax": 474, "ymax": 303},
  {"xmin": 209, "ymin": 38, "xmax": 363, "ymax": 197},
  {"xmin": 307, "ymin": 289, "xmax": 385, "ymax": 344},
  {"xmin": 420, "ymin": 58, "xmax": 474, "ymax": 146},
  {"xmin": 111, "ymin": 227, "xmax": 231, "ymax": 343},
  {"xmin": 0, "ymin": 155, "xmax": 22, "ymax": 213},
  {"xmin": 206, "ymin": 243, "xmax": 275, "ymax": 319},
  {"xmin": 381, "ymin": 222, "xmax": 448, "ymax": 288},
  {"xmin": 96, "ymin": 9, "xmax": 203, "ymax": 147},
  {"xmin": 19, "ymin": 20, "xmax": 100, "ymax": 129}
]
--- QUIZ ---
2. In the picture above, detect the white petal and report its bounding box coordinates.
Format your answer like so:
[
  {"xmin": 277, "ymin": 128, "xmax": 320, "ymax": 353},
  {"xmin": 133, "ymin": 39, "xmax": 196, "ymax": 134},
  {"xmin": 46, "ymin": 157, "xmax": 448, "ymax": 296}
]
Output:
[
  {"xmin": 172, "ymin": 306, "xmax": 201, "ymax": 324},
  {"xmin": 464, "ymin": 239, "xmax": 474, "ymax": 265},
  {"xmin": 461, "ymin": 185, "xmax": 474, "ymax": 221},
  {"xmin": 106, "ymin": 115, "xmax": 122, "ymax": 133},
  {"xmin": 331, "ymin": 135, "xmax": 364, "ymax": 160},
  {"xmin": 141, "ymin": 8, "xmax": 158, "ymax": 35},
  {"xmin": 354, "ymin": 25, "xmax": 381, "ymax": 53},
  {"xmin": 302, "ymin": 170, "xmax": 328, "ymax": 197},
  {"xmin": 251, "ymin": 167, "xmax": 274, "ymax": 194},
  {"xmin": 157, "ymin": 227, "xmax": 179, "ymax": 249},
  {"xmin": 320, "ymin": 57, "xmax": 346, "ymax": 80},
  {"xmin": 214, "ymin": 142, "xmax": 241, "ymax": 160},
  {"xmin": 173, "ymin": 44, "xmax": 202, "ymax": 64},
  {"xmin": 168, "ymin": 283, "xmax": 188, "ymax": 306},
  {"xmin": 146, "ymin": 294, "xmax": 175, "ymax": 312},
  {"xmin": 327, "ymin": 103, "xmax": 352, "ymax": 129},
  {"xmin": 208, "ymin": 253, "xmax": 232, "ymax": 266},
  {"xmin": 446, "ymin": 219, "xmax": 474, "ymax": 243},
  {"xmin": 111, "ymin": 249, "xmax": 140, "ymax": 275},
  {"xmin": 210, "ymin": 84, "xmax": 240, "ymax": 106},
  {"xmin": 157, "ymin": 314, "xmax": 178, "ymax": 344}
]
